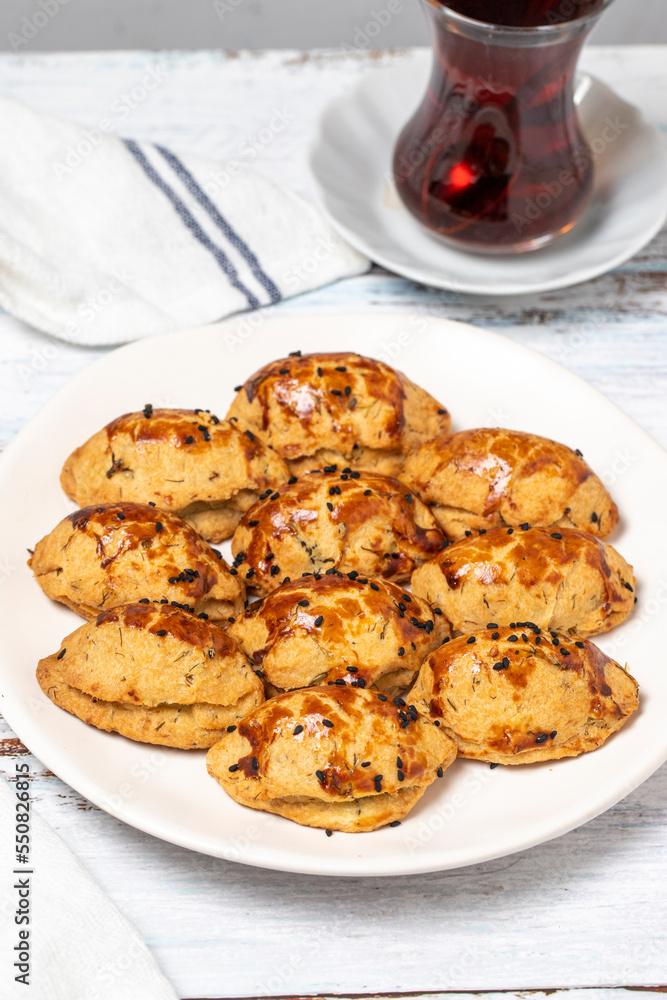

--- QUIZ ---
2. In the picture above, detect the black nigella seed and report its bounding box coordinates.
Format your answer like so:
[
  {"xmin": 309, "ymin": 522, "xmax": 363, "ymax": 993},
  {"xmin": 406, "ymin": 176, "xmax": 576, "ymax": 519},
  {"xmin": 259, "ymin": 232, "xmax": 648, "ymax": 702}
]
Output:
[
  {"xmin": 314, "ymin": 615, "xmax": 324, "ymax": 627},
  {"xmin": 560, "ymin": 648, "xmax": 570, "ymax": 656},
  {"xmin": 327, "ymin": 502, "xmax": 334, "ymax": 511},
  {"xmin": 197, "ymin": 612, "xmax": 208, "ymax": 619},
  {"xmin": 434, "ymin": 607, "xmax": 442, "ymax": 616},
  {"xmin": 464, "ymin": 531, "xmax": 472, "ymax": 537},
  {"xmin": 624, "ymin": 582, "xmax": 634, "ymax": 592},
  {"xmin": 279, "ymin": 368, "xmax": 289, "ymax": 374},
  {"xmin": 330, "ymin": 389, "xmax": 342, "ymax": 397},
  {"xmin": 535, "ymin": 734, "xmax": 548, "ymax": 745},
  {"xmin": 575, "ymin": 641, "xmax": 585, "ymax": 648},
  {"xmin": 487, "ymin": 623, "xmax": 499, "ymax": 629},
  {"xmin": 322, "ymin": 720, "xmax": 334, "ymax": 728},
  {"xmin": 344, "ymin": 386, "xmax": 351, "ymax": 396},
  {"xmin": 363, "ymin": 489, "xmax": 372, "ymax": 496},
  {"xmin": 437, "ymin": 767, "xmax": 444, "ymax": 778},
  {"xmin": 229, "ymin": 568, "xmax": 238, "ymax": 576},
  {"xmin": 270, "ymin": 565, "xmax": 280, "ymax": 576},
  {"xmin": 522, "ymin": 634, "xmax": 528, "ymax": 642},
  {"xmin": 293, "ymin": 725, "xmax": 304, "ymax": 735},
  {"xmin": 467, "ymin": 636, "xmax": 476, "ymax": 644},
  {"xmin": 479, "ymin": 529, "xmax": 487, "ymax": 534},
  {"xmin": 356, "ymin": 678, "xmax": 366, "ymax": 688},
  {"xmin": 552, "ymin": 637, "xmax": 560, "ymax": 646},
  {"xmin": 394, "ymin": 697, "xmax": 406, "ymax": 707},
  {"xmin": 519, "ymin": 522, "xmax": 530, "ymax": 530},
  {"xmin": 490, "ymin": 762, "xmax": 500, "ymax": 769},
  {"xmin": 324, "ymin": 465, "xmax": 337, "ymax": 473},
  {"xmin": 508, "ymin": 634, "xmax": 518, "ymax": 642},
  {"xmin": 551, "ymin": 532, "xmax": 562, "ymax": 539},
  {"xmin": 228, "ymin": 764, "xmax": 239, "ymax": 772},
  {"xmin": 491, "ymin": 632, "xmax": 500, "ymax": 640},
  {"xmin": 361, "ymin": 761, "xmax": 371, "ymax": 767},
  {"xmin": 298, "ymin": 599, "xmax": 309, "ymax": 607},
  {"xmin": 234, "ymin": 385, "xmax": 243, "ymax": 392},
  {"xmin": 116, "ymin": 512, "xmax": 125, "ymax": 520},
  {"xmin": 335, "ymin": 679, "xmax": 346, "ymax": 686},
  {"xmin": 397, "ymin": 771, "xmax": 405, "ymax": 782},
  {"xmin": 348, "ymin": 571, "xmax": 359, "ymax": 579},
  {"xmin": 507, "ymin": 528, "xmax": 514, "ymax": 534},
  {"xmin": 139, "ymin": 598, "xmax": 150, "ymax": 604},
  {"xmin": 245, "ymin": 429, "xmax": 256, "ymax": 442},
  {"xmin": 270, "ymin": 492, "xmax": 280, "ymax": 500},
  {"xmin": 317, "ymin": 366, "xmax": 323, "ymax": 376},
  {"xmin": 227, "ymin": 725, "xmax": 237, "ymax": 733},
  {"xmin": 434, "ymin": 720, "xmax": 441, "ymax": 726},
  {"xmin": 316, "ymin": 770, "xmax": 326, "ymax": 782},
  {"xmin": 370, "ymin": 582, "xmax": 379, "ymax": 591},
  {"xmin": 410, "ymin": 617, "xmax": 419, "ymax": 627},
  {"xmin": 288, "ymin": 476, "xmax": 298, "ymax": 485},
  {"xmin": 591, "ymin": 512, "xmax": 598, "ymax": 523},
  {"xmin": 325, "ymin": 829, "xmax": 333, "ymax": 837},
  {"xmin": 57, "ymin": 648, "xmax": 66, "ymax": 660},
  {"xmin": 335, "ymin": 366, "xmax": 347, "ymax": 372},
  {"xmin": 502, "ymin": 657, "xmax": 510, "ymax": 668},
  {"xmin": 156, "ymin": 630, "xmax": 167, "ymax": 636},
  {"xmin": 376, "ymin": 693, "xmax": 388, "ymax": 703},
  {"xmin": 405, "ymin": 494, "xmax": 413, "ymax": 504},
  {"xmin": 184, "ymin": 435, "xmax": 194, "ymax": 445},
  {"xmin": 251, "ymin": 757, "xmax": 259, "ymax": 771},
  {"xmin": 347, "ymin": 666, "xmax": 359, "ymax": 673},
  {"xmin": 283, "ymin": 577, "xmax": 290, "ymax": 584},
  {"xmin": 248, "ymin": 519, "xmax": 259, "ymax": 527},
  {"xmin": 390, "ymin": 820, "xmax": 401, "ymax": 828},
  {"xmin": 550, "ymin": 731, "xmax": 557, "ymax": 739},
  {"xmin": 246, "ymin": 569, "xmax": 255, "ymax": 579},
  {"xmin": 398, "ymin": 647, "xmax": 405, "ymax": 657},
  {"xmin": 398, "ymin": 602, "xmax": 406, "ymax": 613}
]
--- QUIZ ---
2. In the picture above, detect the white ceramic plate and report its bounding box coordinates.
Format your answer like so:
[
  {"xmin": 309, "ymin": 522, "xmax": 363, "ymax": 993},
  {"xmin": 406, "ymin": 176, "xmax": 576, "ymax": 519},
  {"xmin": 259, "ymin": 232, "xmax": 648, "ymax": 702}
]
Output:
[
  {"xmin": 1, "ymin": 313, "xmax": 666, "ymax": 877},
  {"xmin": 309, "ymin": 53, "xmax": 667, "ymax": 295}
]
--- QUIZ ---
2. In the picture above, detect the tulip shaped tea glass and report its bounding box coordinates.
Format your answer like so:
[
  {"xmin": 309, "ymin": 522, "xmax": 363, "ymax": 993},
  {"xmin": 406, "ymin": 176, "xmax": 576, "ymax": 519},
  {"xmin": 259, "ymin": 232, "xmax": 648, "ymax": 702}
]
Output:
[{"xmin": 393, "ymin": 0, "xmax": 615, "ymax": 253}]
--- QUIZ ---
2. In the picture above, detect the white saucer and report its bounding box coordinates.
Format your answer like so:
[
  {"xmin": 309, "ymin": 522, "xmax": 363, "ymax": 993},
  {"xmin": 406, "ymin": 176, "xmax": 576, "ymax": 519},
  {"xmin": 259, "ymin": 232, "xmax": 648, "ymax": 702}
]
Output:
[{"xmin": 309, "ymin": 52, "xmax": 667, "ymax": 296}]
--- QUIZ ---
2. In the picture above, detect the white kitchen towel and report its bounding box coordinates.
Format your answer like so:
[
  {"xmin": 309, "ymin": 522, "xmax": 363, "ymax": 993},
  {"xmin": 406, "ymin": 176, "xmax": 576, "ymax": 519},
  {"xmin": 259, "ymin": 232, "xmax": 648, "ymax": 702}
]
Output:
[
  {"xmin": 0, "ymin": 773, "xmax": 178, "ymax": 1000},
  {"xmin": 0, "ymin": 94, "xmax": 369, "ymax": 346}
]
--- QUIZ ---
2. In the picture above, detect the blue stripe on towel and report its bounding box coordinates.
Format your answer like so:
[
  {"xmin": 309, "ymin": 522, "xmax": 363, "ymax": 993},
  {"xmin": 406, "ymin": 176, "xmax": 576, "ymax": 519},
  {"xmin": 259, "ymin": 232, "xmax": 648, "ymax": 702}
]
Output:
[
  {"xmin": 155, "ymin": 145, "xmax": 282, "ymax": 305},
  {"xmin": 123, "ymin": 138, "xmax": 260, "ymax": 311}
]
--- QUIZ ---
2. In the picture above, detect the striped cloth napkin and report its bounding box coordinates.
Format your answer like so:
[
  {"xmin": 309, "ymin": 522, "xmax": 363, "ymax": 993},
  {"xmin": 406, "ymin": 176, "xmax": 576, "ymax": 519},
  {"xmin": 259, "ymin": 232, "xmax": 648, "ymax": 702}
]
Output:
[{"xmin": 0, "ymin": 94, "xmax": 369, "ymax": 346}]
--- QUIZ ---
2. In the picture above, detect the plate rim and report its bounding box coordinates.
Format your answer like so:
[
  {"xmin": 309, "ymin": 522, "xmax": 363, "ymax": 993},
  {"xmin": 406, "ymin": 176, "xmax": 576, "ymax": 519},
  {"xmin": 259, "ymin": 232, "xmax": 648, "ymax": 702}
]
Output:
[
  {"xmin": 1, "ymin": 311, "xmax": 666, "ymax": 878},
  {"xmin": 308, "ymin": 53, "xmax": 667, "ymax": 296}
]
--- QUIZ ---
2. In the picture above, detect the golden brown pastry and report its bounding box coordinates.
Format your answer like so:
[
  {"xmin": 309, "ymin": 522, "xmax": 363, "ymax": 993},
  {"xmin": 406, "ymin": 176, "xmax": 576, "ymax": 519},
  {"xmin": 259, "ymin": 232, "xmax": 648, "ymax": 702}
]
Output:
[
  {"xmin": 206, "ymin": 686, "xmax": 457, "ymax": 832},
  {"xmin": 60, "ymin": 407, "xmax": 290, "ymax": 542},
  {"xmin": 226, "ymin": 352, "xmax": 451, "ymax": 477},
  {"xmin": 37, "ymin": 603, "xmax": 263, "ymax": 749},
  {"xmin": 411, "ymin": 626, "xmax": 638, "ymax": 764},
  {"xmin": 231, "ymin": 471, "xmax": 445, "ymax": 595},
  {"xmin": 403, "ymin": 428, "xmax": 619, "ymax": 539},
  {"xmin": 30, "ymin": 502, "xmax": 245, "ymax": 621},
  {"xmin": 411, "ymin": 526, "xmax": 635, "ymax": 637},
  {"xmin": 227, "ymin": 575, "xmax": 449, "ymax": 696}
]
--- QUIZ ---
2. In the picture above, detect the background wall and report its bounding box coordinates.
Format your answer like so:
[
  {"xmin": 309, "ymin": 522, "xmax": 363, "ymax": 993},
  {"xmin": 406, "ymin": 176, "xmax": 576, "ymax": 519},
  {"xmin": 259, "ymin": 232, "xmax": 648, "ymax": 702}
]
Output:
[{"xmin": 1, "ymin": 0, "xmax": 666, "ymax": 52}]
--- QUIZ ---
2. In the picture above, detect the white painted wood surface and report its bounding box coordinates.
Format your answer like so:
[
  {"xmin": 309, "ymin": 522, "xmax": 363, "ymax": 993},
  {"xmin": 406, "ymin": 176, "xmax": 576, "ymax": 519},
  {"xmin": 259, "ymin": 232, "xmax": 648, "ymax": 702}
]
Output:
[{"xmin": 0, "ymin": 46, "xmax": 665, "ymax": 999}]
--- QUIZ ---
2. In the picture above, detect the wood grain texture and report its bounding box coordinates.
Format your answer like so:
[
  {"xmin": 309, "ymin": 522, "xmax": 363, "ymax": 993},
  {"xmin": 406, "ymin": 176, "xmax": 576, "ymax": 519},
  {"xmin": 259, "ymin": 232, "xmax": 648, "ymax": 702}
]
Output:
[{"xmin": 0, "ymin": 46, "xmax": 665, "ymax": 999}]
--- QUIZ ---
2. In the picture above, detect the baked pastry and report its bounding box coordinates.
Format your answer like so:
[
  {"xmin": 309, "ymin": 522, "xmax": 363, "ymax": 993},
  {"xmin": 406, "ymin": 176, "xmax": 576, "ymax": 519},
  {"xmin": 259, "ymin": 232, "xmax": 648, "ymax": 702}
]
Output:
[
  {"xmin": 403, "ymin": 428, "xmax": 619, "ymax": 539},
  {"xmin": 206, "ymin": 686, "xmax": 457, "ymax": 832},
  {"xmin": 60, "ymin": 407, "xmax": 290, "ymax": 542},
  {"xmin": 411, "ymin": 626, "xmax": 638, "ymax": 764},
  {"xmin": 411, "ymin": 526, "xmax": 635, "ymax": 637},
  {"xmin": 37, "ymin": 603, "xmax": 263, "ymax": 749},
  {"xmin": 226, "ymin": 352, "xmax": 451, "ymax": 477},
  {"xmin": 227, "ymin": 575, "xmax": 449, "ymax": 695},
  {"xmin": 231, "ymin": 471, "xmax": 445, "ymax": 595},
  {"xmin": 30, "ymin": 502, "xmax": 245, "ymax": 621}
]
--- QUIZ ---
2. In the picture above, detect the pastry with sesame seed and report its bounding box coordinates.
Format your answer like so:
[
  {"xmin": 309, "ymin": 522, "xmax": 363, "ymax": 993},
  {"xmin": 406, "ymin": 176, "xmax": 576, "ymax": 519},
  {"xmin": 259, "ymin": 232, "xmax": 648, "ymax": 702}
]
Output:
[
  {"xmin": 411, "ymin": 526, "xmax": 635, "ymax": 637},
  {"xmin": 36, "ymin": 603, "xmax": 263, "ymax": 749},
  {"xmin": 60, "ymin": 408, "xmax": 289, "ymax": 542},
  {"xmin": 206, "ymin": 685, "xmax": 456, "ymax": 832},
  {"xmin": 228, "ymin": 575, "xmax": 449, "ymax": 696},
  {"xmin": 411, "ymin": 627, "xmax": 638, "ymax": 764},
  {"xmin": 403, "ymin": 427, "xmax": 619, "ymax": 540},
  {"xmin": 30, "ymin": 502, "xmax": 244, "ymax": 621},
  {"xmin": 231, "ymin": 471, "xmax": 445, "ymax": 595},
  {"xmin": 226, "ymin": 352, "xmax": 451, "ymax": 478}
]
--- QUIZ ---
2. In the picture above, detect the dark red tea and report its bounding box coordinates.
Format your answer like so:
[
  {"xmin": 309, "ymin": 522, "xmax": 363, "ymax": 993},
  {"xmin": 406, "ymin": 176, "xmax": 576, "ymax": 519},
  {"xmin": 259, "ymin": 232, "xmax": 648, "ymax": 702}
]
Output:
[{"xmin": 393, "ymin": 0, "xmax": 606, "ymax": 252}]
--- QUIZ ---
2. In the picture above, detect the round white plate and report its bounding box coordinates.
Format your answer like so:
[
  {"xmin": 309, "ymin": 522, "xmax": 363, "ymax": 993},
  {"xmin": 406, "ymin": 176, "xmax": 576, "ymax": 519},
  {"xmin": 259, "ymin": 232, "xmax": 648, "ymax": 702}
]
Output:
[
  {"xmin": 1, "ymin": 313, "xmax": 666, "ymax": 877},
  {"xmin": 309, "ymin": 53, "xmax": 667, "ymax": 295}
]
